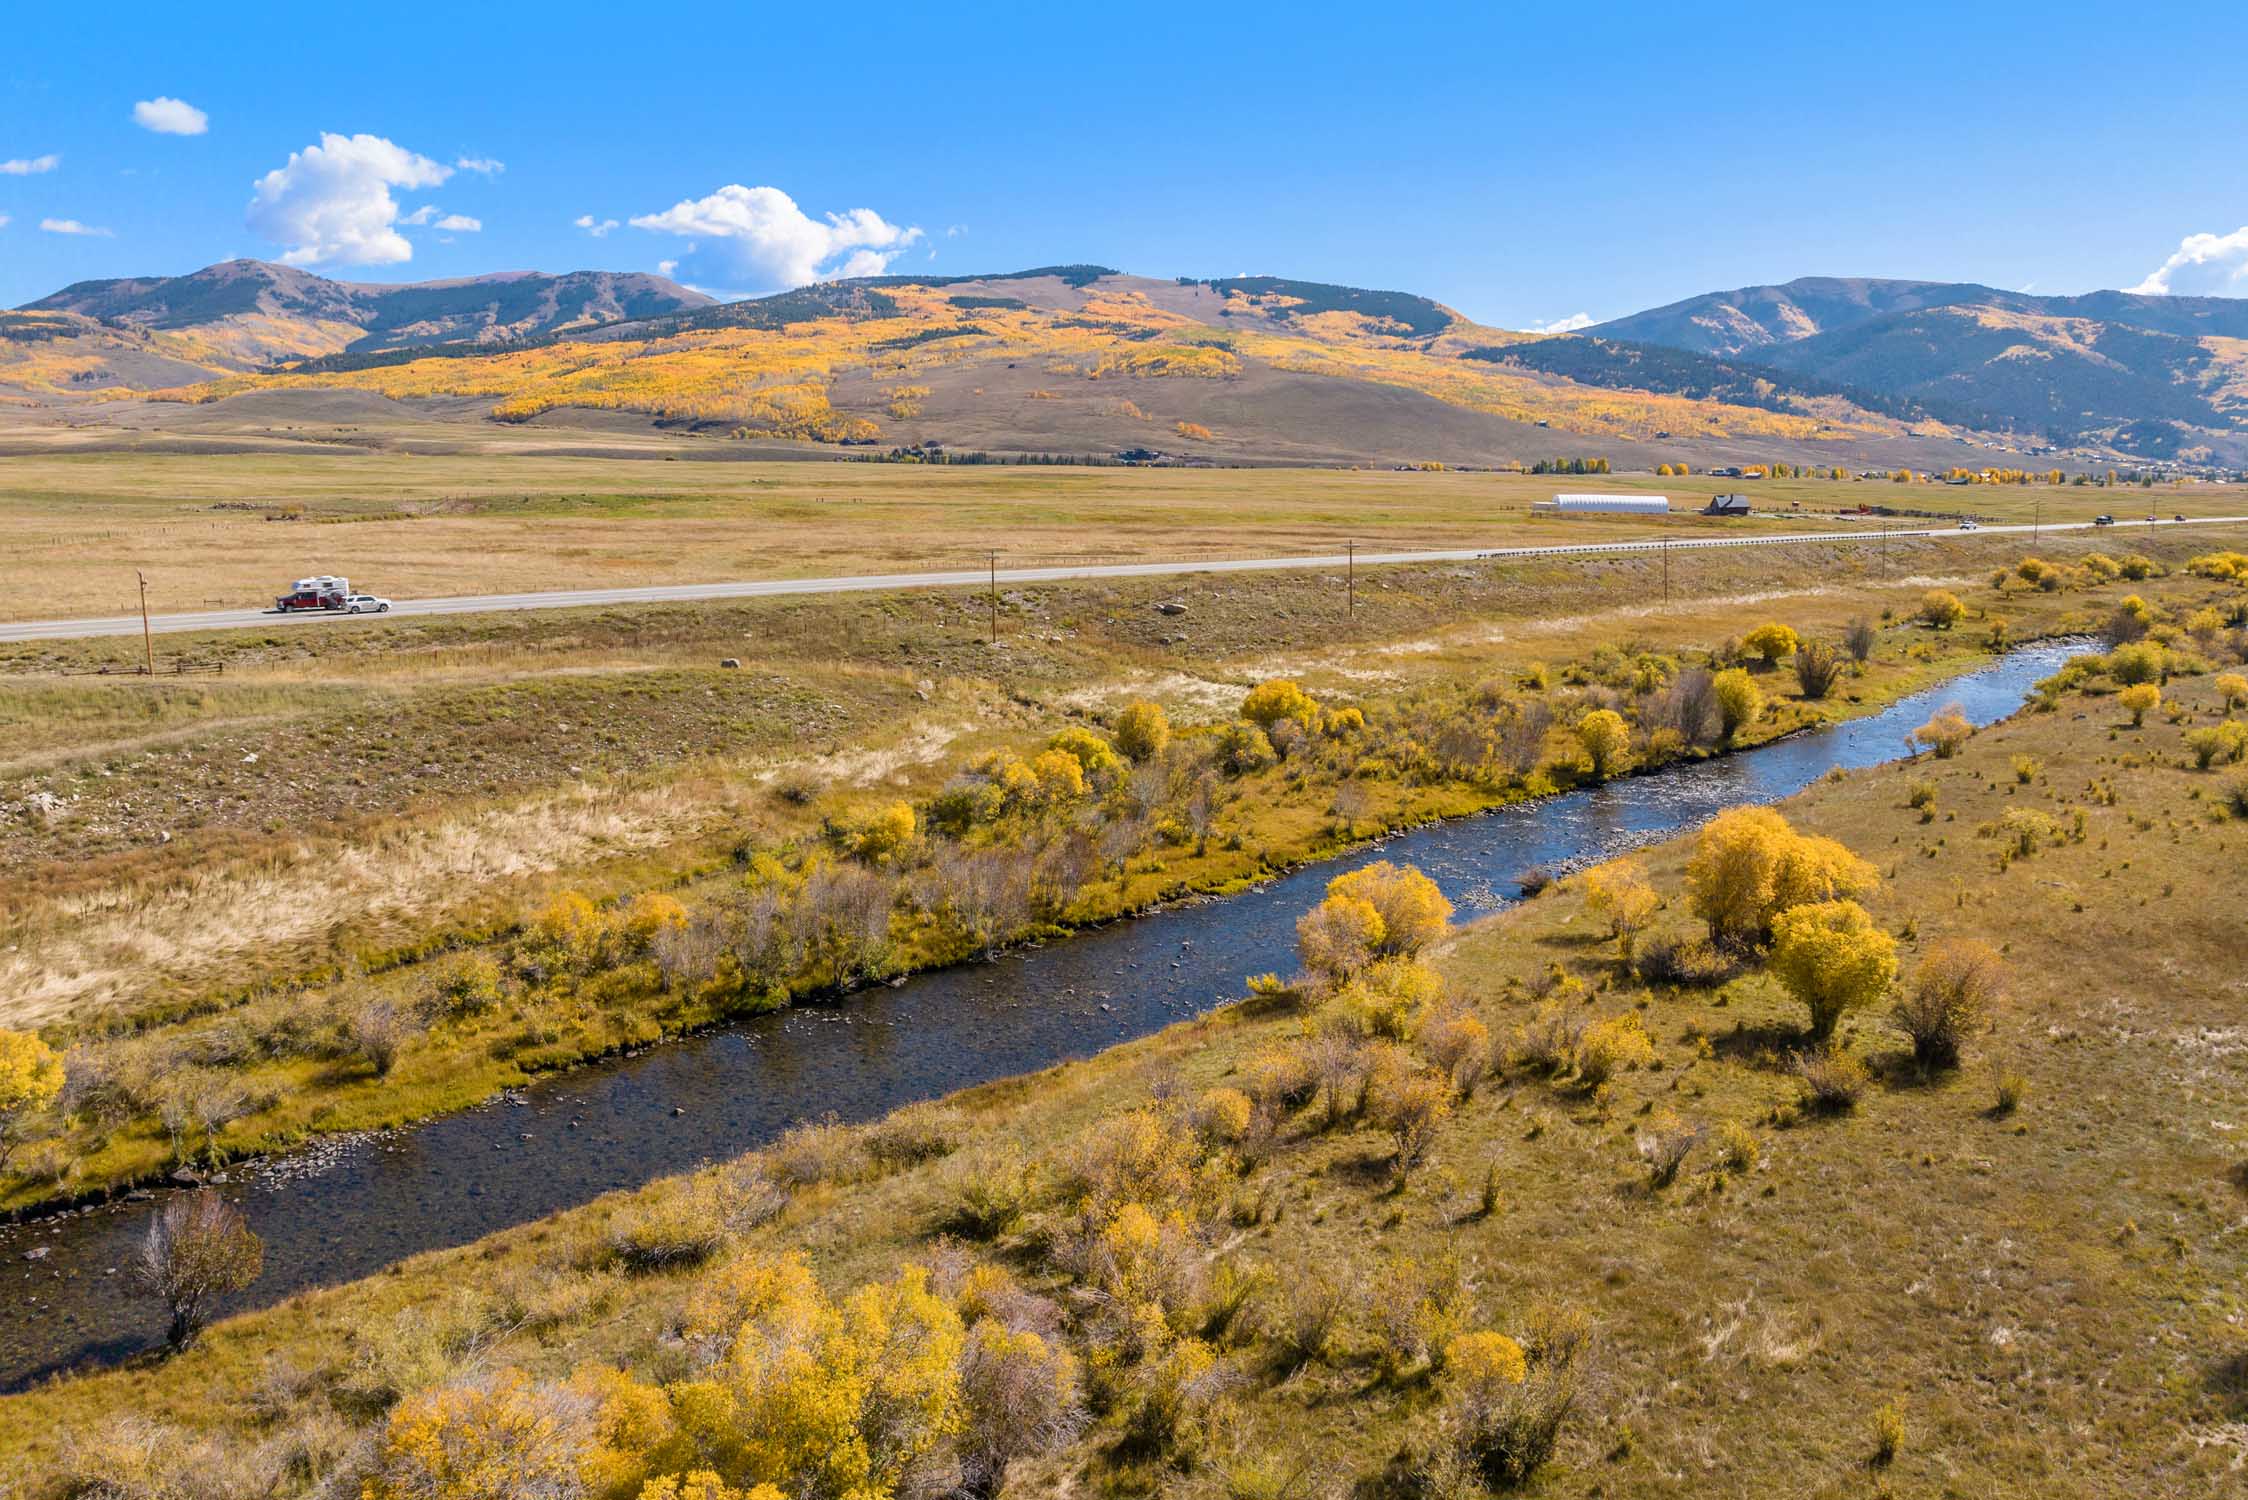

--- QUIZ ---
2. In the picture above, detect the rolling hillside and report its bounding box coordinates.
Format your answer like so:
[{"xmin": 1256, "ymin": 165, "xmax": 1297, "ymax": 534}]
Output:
[
  {"xmin": 1593, "ymin": 276, "xmax": 2248, "ymax": 460},
  {"xmin": 13, "ymin": 260, "xmax": 712, "ymax": 377},
  {"xmin": 19, "ymin": 258, "xmax": 2242, "ymax": 467},
  {"xmin": 26, "ymin": 267, "xmax": 1965, "ymax": 468}
]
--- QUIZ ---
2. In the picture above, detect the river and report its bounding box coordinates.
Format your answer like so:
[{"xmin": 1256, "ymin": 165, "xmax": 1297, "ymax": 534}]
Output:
[{"xmin": 0, "ymin": 639, "xmax": 2087, "ymax": 1390}]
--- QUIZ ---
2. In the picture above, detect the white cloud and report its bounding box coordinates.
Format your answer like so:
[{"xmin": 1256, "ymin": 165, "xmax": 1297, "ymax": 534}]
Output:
[
  {"xmin": 628, "ymin": 184, "xmax": 921, "ymax": 291},
  {"xmin": 2, "ymin": 154, "xmax": 60, "ymax": 175},
  {"xmin": 574, "ymin": 214, "xmax": 619, "ymax": 237},
  {"xmin": 132, "ymin": 97, "xmax": 209, "ymax": 135},
  {"xmin": 455, "ymin": 156, "xmax": 504, "ymax": 175},
  {"xmin": 0, "ymin": 214, "xmax": 10, "ymax": 229},
  {"xmin": 245, "ymin": 132, "xmax": 452, "ymax": 266},
  {"xmin": 399, "ymin": 203, "xmax": 438, "ymax": 226},
  {"xmin": 434, "ymin": 213, "xmax": 480, "ymax": 232},
  {"xmin": 656, "ymin": 258, "xmax": 678, "ymax": 276},
  {"xmin": 1526, "ymin": 311, "xmax": 1595, "ymax": 334},
  {"xmin": 2129, "ymin": 226, "xmax": 2248, "ymax": 297},
  {"xmin": 41, "ymin": 217, "xmax": 112, "ymax": 237}
]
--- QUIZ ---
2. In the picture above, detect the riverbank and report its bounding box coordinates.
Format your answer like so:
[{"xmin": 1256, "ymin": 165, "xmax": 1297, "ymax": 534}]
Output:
[
  {"xmin": 0, "ymin": 636, "xmax": 2100, "ymax": 1388},
  {"xmin": 2, "ymin": 589, "xmax": 2046, "ymax": 1220},
  {"xmin": 6, "ymin": 609, "xmax": 2241, "ymax": 1495}
]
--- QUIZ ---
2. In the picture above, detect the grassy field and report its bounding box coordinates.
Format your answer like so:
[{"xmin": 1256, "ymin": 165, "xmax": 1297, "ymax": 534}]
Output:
[
  {"xmin": 6, "ymin": 574, "xmax": 2241, "ymax": 1497},
  {"xmin": 3, "ymin": 449, "xmax": 2243, "ymax": 622}
]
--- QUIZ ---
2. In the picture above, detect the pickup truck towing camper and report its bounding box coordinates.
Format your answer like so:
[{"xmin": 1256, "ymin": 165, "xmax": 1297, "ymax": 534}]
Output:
[{"xmin": 274, "ymin": 575, "xmax": 349, "ymax": 612}]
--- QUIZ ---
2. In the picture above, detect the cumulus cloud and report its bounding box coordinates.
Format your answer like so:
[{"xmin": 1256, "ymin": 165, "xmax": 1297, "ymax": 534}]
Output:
[
  {"xmin": 246, "ymin": 133, "xmax": 452, "ymax": 266},
  {"xmin": 41, "ymin": 217, "xmax": 112, "ymax": 237},
  {"xmin": 399, "ymin": 204, "xmax": 438, "ymax": 226},
  {"xmin": 574, "ymin": 214, "xmax": 619, "ymax": 237},
  {"xmin": 2, "ymin": 154, "xmax": 60, "ymax": 175},
  {"xmin": 629, "ymin": 184, "xmax": 921, "ymax": 291},
  {"xmin": 2129, "ymin": 226, "xmax": 2248, "ymax": 297},
  {"xmin": 1526, "ymin": 311, "xmax": 1595, "ymax": 334},
  {"xmin": 0, "ymin": 214, "xmax": 10, "ymax": 230},
  {"xmin": 434, "ymin": 213, "xmax": 480, "ymax": 232},
  {"xmin": 455, "ymin": 156, "xmax": 503, "ymax": 175},
  {"xmin": 132, "ymin": 97, "xmax": 208, "ymax": 135}
]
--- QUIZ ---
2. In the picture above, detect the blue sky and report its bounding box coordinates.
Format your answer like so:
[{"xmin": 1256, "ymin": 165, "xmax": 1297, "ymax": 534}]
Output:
[{"xmin": 5, "ymin": 1, "xmax": 2246, "ymax": 327}]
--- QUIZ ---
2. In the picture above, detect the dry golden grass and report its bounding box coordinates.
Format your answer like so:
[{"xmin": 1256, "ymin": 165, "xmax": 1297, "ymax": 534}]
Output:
[{"xmin": 4, "ymin": 447, "xmax": 2242, "ymax": 622}]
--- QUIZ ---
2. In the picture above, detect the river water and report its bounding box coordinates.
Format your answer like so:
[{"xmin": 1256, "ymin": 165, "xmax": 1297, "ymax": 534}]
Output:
[{"xmin": 0, "ymin": 640, "xmax": 2087, "ymax": 1390}]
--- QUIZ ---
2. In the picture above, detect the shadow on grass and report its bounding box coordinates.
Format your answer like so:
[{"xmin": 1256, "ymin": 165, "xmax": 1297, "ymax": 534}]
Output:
[
  {"xmin": 2206, "ymin": 1349, "xmax": 2248, "ymax": 1419},
  {"xmin": 1708, "ymin": 1021, "xmax": 1811, "ymax": 1067}
]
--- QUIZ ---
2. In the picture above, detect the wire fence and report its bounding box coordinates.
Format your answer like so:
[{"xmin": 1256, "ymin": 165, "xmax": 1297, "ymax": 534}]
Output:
[{"xmin": 46, "ymin": 660, "xmax": 226, "ymax": 679}]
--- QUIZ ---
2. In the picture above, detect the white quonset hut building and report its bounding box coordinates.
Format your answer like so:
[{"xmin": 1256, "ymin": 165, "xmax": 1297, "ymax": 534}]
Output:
[{"xmin": 1533, "ymin": 494, "xmax": 1671, "ymax": 515}]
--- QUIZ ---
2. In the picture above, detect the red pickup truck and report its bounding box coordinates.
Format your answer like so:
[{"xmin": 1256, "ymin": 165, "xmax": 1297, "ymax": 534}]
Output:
[{"xmin": 274, "ymin": 575, "xmax": 348, "ymax": 611}]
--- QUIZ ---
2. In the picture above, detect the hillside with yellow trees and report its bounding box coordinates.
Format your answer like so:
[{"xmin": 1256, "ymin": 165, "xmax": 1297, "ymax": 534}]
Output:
[{"xmin": 91, "ymin": 267, "xmax": 1969, "ymax": 467}]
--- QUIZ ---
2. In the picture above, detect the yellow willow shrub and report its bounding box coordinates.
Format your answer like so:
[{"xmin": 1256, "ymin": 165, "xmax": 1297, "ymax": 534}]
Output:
[
  {"xmin": 2119, "ymin": 682, "xmax": 2160, "ymax": 726},
  {"xmin": 664, "ymin": 1262, "xmax": 964, "ymax": 1498},
  {"xmin": 853, "ymin": 801, "xmax": 918, "ymax": 863},
  {"xmin": 1297, "ymin": 892, "xmax": 1386, "ymax": 980},
  {"xmin": 1028, "ymin": 748, "xmax": 1087, "ymax": 801},
  {"xmin": 1712, "ymin": 668, "xmax": 1763, "ymax": 742},
  {"xmin": 1572, "ymin": 1014, "xmax": 1654, "ymax": 1091},
  {"xmin": 1685, "ymin": 807, "xmax": 1876, "ymax": 949},
  {"xmin": 1113, "ymin": 700, "xmax": 1171, "ymax": 762},
  {"xmin": 1045, "ymin": 726, "xmax": 1122, "ymax": 778},
  {"xmin": 367, "ymin": 1369, "xmax": 593, "ymax": 1500},
  {"xmin": 621, "ymin": 892, "xmax": 689, "ymax": 953},
  {"xmin": 1061, "ymin": 1108, "xmax": 1204, "ymax": 1214},
  {"xmin": 1325, "ymin": 861, "xmax": 1452, "ymax": 956},
  {"xmin": 1332, "ymin": 956, "xmax": 1445, "ymax": 1041},
  {"xmin": 1241, "ymin": 678, "xmax": 1318, "ymax": 730},
  {"xmin": 954, "ymin": 1319, "xmax": 1086, "ymax": 1490},
  {"xmin": 0, "ymin": 1028, "xmax": 64, "ymax": 1169},
  {"xmin": 1743, "ymin": 622, "xmax": 1799, "ymax": 664},
  {"xmin": 1579, "ymin": 859, "xmax": 1659, "ymax": 942},
  {"xmin": 1575, "ymin": 709, "xmax": 1632, "ymax": 781},
  {"xmin": 638, "ymin": 1475, "xmax": 781, "ymax": 1500},
  {"xmin": 1769, "ymin": 900, "xmax": 1898, "ymax": 1039}
]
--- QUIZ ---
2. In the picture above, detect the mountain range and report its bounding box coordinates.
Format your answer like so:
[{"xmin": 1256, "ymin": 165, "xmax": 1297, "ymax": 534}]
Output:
[{"xmin": 6, "ymin": 261, "xmax": 2245, "ymax": 469}]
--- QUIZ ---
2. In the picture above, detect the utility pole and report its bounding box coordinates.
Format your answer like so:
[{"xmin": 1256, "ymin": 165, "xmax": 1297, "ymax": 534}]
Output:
[
  {"xmin": 987, "ymin": 550, "xmax": 999, "ymax": 644},
  {"xmin": 1346, "ymin": 538, "xmax": 1355, "ymax": 618},
  {"xmin": 136, "ymin": 569, "xmax": 153, "ymax": 675},
  {"xmin": 1661, "ymin": 541, "xmax": 1670, "ymax": 602},
  {"xmin": 2032, "ymin": 495, "xmax": 2041, "ymax": 544}
]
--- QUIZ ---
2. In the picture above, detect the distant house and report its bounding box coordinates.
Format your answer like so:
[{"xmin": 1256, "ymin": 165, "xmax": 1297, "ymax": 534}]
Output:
[
  {"xmin": 1709, "ymin": 466, "xmax": 1743, "ymax": 478},
  {"xmin": 1702, "ymin": 494, "xmax": 1750, "ymax": 517}
]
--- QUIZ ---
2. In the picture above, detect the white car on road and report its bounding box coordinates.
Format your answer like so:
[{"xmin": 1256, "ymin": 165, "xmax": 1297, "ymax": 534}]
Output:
[{"xmin": 344, "ymin": 594, "xmax": 392, "ymax": 614}]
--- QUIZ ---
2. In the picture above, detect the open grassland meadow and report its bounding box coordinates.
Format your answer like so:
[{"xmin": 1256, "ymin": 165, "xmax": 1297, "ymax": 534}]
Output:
[{"xmin": 12, "ymin": 17, "xmax": 2248, "ymax": 1492}]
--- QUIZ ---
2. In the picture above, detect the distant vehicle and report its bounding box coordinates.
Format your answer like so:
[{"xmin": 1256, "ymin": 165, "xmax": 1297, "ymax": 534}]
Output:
[
  {"xmin": 1957, "ymin": 519, "xmax": 1979, "ymax": 530},
  {"xmin": 344, "ymin": 594, "xmax": 391, "ymax": 614},
  {"xmin": 274, "ymin": 574, "xmax": 348, "ymax": 612},
  {"xmin": 2093, "ymin": 515, "xmax": 2115, "ymax": 526},
  {"xmin": 2175, "ymin": 513, "xmax": 2187, "ymax": 521}
]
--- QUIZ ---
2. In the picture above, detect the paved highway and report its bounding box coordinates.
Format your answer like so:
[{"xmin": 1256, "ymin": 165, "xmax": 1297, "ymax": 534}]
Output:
[{"xmin": 5, "ymin": 514, "xmax": 2244, "ymax": 645}]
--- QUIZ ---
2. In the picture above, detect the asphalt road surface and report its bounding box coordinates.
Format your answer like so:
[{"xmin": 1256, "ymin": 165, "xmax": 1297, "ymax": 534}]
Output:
[{"xmin": 6, "ymin": 514, "xmax": 2244, "ymax": 645}]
